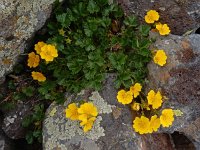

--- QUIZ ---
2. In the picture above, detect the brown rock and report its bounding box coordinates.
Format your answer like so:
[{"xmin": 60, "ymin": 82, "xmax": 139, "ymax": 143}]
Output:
[
  {"xmin": 117, "ymin": 0, "xmax": 200, "ymax": 35},
  {"xmin": 147, "ymin": 33, "xmax": 200, "ymax": 148}
]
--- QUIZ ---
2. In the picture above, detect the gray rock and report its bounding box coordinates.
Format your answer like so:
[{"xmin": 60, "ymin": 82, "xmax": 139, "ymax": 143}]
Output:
[
  {"xmin": 0, "ymin": 130, "xmax": 13, "ymax": 150},
  {"xmin": 0, "ymin": 116, "xmax": 13, "ymax": 150},
  {"xmin": 147, "ymin": 33, "xmax": 200, "ymax": 148},
  {"xmin": 2, "ymin": 101, "xmax": 32, "ymax": 139},
  {"xmin": 43, "ymin": 74, "xmax": 174, "ymax": 150},
  {"xmin": 0, "ymin": 0, "xmax": 61, "ymax": 83},
  {"xmin": 117, "ymin": 0, "xmax": 200, "ymax": 35}
]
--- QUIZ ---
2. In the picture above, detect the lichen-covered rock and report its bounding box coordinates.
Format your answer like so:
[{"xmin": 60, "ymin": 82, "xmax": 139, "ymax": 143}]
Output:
[
  {"xmin": 147, "ymin": 33, "xmax": 200, "ymax": 148},
  {"xmin": 2, "ymin": 101, "xmax": 32, "ymax": 139},
  {"xmin": 117, "ymin": 0, "xmax": 200, "ymax": 35},
  {"xmin": 43, "ymin": 74, "xmax": 137, "ymax": 150},
  {"xmin": 43, "ymin": 74, "xmax": 175, "ymax": 150},
  {"xmin": 0, "ymin": 0, "xmax": 61, "ymax": 83}
]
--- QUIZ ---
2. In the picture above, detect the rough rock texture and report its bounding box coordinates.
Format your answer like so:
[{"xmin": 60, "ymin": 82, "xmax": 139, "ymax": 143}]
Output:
[
  {"xmin": 0, "ymin": 115, "xmax": 13, "ymax": 150},
  {"xmin": 0, "ymin": 130, "xmax": 13, "ymax": 150},
  {"xmin": 2, "ymin": 101, "xmax": 32, "ymax": 139},
  {"xmin": 43, "ymin": 74, "xmax": 175, "ymax": 150},
  {"xmin": 147, "ymin": 33, "xmax": 200, "ymax": 148},
  {"xmin": 117, "ymin": 0, "xmax": 200, "ymax": 35},
  {"xmin": 141, "ymin": 134, "xmax": 174, "ymax": 150},
  {"xmin": 0, "ymin": 0, "xmax": 60, "ymax": 83}
]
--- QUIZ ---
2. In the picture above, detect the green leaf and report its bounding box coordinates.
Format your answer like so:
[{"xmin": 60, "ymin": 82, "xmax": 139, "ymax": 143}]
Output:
[
  {"xmin": 110, "ymin": 4, "xmax": 123, "ymax": 18},
  {"xmin": 38, "ymin": 81, "xmax": 56, "ymax": 95},
  {"xmin": 56, "ymin": 13, "xmax": 71, "ymax": 28},
  {"xmin": 124, "ymin": 16, "xmax": 138, "ymax": 27},
  {"xmin": 115, "ymin": 79, "xmax": 122, "ymax": 89},
  {"xmin": 33, "ymin": 130, "xmax": 42, "ymax": 138},
  {"xmin": 139, "ymin": 25, "xmax": 151, "ymax": 36},
  {"xmin": 73, "ymin": 2, "xmax": 87, "ymax": 17},
  {"xmin": 0, "ymin": 102, "xmax": 15, "ymax": 111},
  {"xmin": 22, "ymin": 86, "xmax": 35, "ymax": 97},
  {"xmin": 8, "ymin": 80, "xmax": 16, "ymax": 90},
  {"xmin": 26, "ymin": 131, "xmax": 34, "ymax": 144},
  {"xmin": 22, "ymin": 116, "xmax": 32, "ymax": 127},
  {"xmin": 123, "ymin": 79, "xmax": 132, "ymax": 88},
  {"xmin": 108, "ymin": 52, "xmax": 127, "ymax": 71},
  {"xmin": 67, "ymin": 61, "xmax": 82, "ymax": 74},
  {"xmin": 84, "ymin": 27, "xmax": 93, "ymax": 37},
  {"xmin": 137, "ymin": 48, "xmax": 151, "ymax": 57},
  {"xmin": 12, "ymin": 92, "xmax": 26, "ymax": 101},
  {"xmin": 96, "ymin": 0, "xmax": 108, "ymax": 6},
  {"xmin": 87, "ymin": 0, "xmax": 100, "ymax": 14}
]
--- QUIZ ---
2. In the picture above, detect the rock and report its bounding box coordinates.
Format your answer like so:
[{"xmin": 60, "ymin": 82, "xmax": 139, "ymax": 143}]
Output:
[
  {"xmin": 2, "ymin": 101, "xmax": 32, "ymax": 139},
  {"xmin": 147, "ymin": 33, "xmax": 200, "ymax": 148},
  {"xmin": 0, "ymin": 0, "xmax": 61, "ymax": 83},
  {"xmin": 43, "ymin": 74, "xmax": 175, "ymax": 150},
  {"xmin": 0, "ymin": 130, "xmax": 13, "ymax": 150},
  {"xmin": 0, "ymin": 114, "xmax": 13, "ymax": 150},
  {"xmin": 117, "ymin": 0, "xmax": 200, "ymax": 35},
  {"xmin": 43, "ymin": 74, "xmax": 138, "ymax": 150},
  {"xmin": 141, "ymin": 134, "xmax": 175, "ymax": 150}
]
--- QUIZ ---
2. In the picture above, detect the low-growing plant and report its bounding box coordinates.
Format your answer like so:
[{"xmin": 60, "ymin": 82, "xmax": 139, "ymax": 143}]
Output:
[
  {"xmin": 22, "ymin": 104, "xmax": 45, "ymax": 144},
  {"xmin": 28, "ymin": 0, "xmax": 152, "ymax": 104}
]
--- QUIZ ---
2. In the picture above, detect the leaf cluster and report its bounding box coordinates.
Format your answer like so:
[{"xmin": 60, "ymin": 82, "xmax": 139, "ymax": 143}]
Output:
[
  {"xmin": 22, "ymin": 104, "xmax": 45, "ymax": 144},
  {"xmin": 40, "ymin": 0, "xmax": 152, "ymax": 93}
]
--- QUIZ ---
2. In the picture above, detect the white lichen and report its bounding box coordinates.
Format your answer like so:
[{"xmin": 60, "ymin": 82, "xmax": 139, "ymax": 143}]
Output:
[
  {"xmin": 0, "ymin": 0, "xmax": 60, "ymax": 79},
  {"xmin": 43, "ymin": 91, "xmax": 112, "ymax": 150},
  {"xmin": 89, "ymin": 91, "xmax": 112, "ymax": 114}
]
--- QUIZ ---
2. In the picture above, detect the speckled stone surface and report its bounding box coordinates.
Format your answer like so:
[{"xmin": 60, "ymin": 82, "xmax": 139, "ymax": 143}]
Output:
[
  {"xmin": 147, "ymin": 33, "xmax": 200, "ymax": 148},
  {"xmin": 117, "ymin": 0, "xmax": 200, "ymax": 35},
  {"xmin": 0, "ymin": 0, "xmax": 61, "ymax": 83},
  {"xmin": 43, "ymin": 74, "xmax": 176, "ymax": 150},
  {"xmin": 0, "ymin": 115, "xmax": 13, "ymax": 150},
  {"xmin": 2, "ymin": 101, "xmax": 32, "ymax": 139},
  {"xmin": 43, "ymin": 74, "xmax": 142, "ymax": 150}
]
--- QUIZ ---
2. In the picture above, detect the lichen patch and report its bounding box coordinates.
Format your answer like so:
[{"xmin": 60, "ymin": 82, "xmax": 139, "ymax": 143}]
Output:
[{"xmin": 43, "ymin": 91, "xmax": 112, "ymax": 150}]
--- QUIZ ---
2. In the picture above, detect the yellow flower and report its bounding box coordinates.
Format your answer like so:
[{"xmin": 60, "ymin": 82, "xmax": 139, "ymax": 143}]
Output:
[
  {"xmin": 153, "ymin": 50, "xmax": 167, "ymax": 66},
  {"xmin": 58, "ymin": 28, "xmax": 65, "ymax": 36},
  {"xmin": 149, "ymin": 115, "xmax": 160, "ymax": 133},
  {"xmin": 131, "ymin": 102, "xmax": 140, "ymax": 111},
  {"xmin": 117, "ymin": 90, "xmax": 133, "ymax": 105},
  {"xmin": 129, "ymin": 83, "xmax": 142, "ymax": 98},
  {"xmin": 133, "ymin": 116, "xmax": 151, "ymax": 134},
  {"xmin": 156, "ymin": 23, "xmax": 170, "ymax": 35},
  {"xmin": 65, "ymin": 38, "xmax": 72, "ymax": 44},
  {"xmin": 147, "ymin": 90, "xmax": 163, "ymax": 109},
  {"xmin": 40, "ymin": 44, "xmax": 58, "ymax": 62},
  {"xmin": 145, "ymin": 10, "xmax": 159, "ymax": 24},
  {"xmin": 65, "ymin": 103, "xmax": 79, "ymax": 120},
  {"xmin": 34, "ymin": 41, "xmax": 46, "ymax": 54},
  {"xmin": 27, "ymin": 52, "xmax": 40, "ymax": 68},
  {"xmin": 80, "ymin": 117, "xmax": 96, "ymax": 132},
  {"xmin": 31, "ymin": 71, "xmax": 46, "ymax": 82},
  {"xmin": 78, "ymin": 103, "xmax": 98, "ymax": 123},
  {"xmin": 160, "ymin": 109, "xmax": 174, "ymax": 127}
]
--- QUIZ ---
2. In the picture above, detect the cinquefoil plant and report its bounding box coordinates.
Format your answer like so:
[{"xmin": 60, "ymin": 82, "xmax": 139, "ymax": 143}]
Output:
[{"xmin": 30, "ymin": 0, "xmax": 152, "ymax": 103}]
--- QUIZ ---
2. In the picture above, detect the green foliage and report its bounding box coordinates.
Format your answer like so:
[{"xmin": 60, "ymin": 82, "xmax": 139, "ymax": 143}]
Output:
[
  {"xmin": 22, "ymin": 86, "xmax": 35, "ymax": 97},
  {"xmin": 22, "ymin": 104, "xmax": 45, "ymax": 144},
  {"xmin": 39, "ymin": 0, "xmax": 152, "ymax": 94},
  {"xmin": 8, "ymin": 80, "xmax": 16, "ymax": 90}
]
